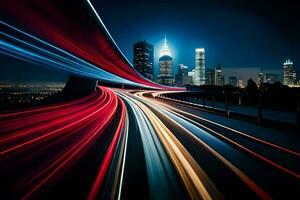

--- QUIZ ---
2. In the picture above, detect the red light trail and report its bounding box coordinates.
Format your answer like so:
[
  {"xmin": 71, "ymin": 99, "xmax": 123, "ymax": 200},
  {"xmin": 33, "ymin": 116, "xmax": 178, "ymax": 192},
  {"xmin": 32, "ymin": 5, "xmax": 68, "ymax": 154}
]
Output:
[{"xmin": 0, "ymin": 87, "xmax": 128, "ymax": 199}]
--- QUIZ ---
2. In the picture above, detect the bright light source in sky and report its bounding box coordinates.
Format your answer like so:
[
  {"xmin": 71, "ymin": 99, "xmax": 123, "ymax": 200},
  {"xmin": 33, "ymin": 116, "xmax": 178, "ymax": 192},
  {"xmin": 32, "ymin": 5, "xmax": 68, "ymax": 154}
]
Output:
[{"xmin": 159, "ymin": 35, "xmax": 172, "ymax": 57}]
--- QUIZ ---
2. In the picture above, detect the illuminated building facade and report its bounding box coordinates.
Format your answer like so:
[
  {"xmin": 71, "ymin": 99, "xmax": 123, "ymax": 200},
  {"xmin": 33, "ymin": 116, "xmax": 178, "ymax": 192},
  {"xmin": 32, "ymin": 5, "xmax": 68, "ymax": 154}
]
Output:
[
  {"xmin": 283, "ymin": 59, "xmax": 296, "ymax": 85},
  {"xmin": 205, "ymin": 69, "xmax": 215, "ymax": 85},
  {"xmin": 195, "ymin": 48, "xmax": 205, "ymax": 85},
  {"xmin": 215, "ymin": 65, "xmax": 223, "ymax": 86},
  {"xmin": 157, "ymin": 36, "xmax": 174, "ymax": 86},
  {"xmin": 133, "ymin": 40, "xmax": 154, "ymax": 81}
]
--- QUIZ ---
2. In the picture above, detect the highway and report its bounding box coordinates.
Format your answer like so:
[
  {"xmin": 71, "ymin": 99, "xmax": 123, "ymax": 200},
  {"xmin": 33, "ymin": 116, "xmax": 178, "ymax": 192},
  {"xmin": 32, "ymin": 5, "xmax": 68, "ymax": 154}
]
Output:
[
  {"xmin": 0, "ymin": 87, "xmax": 127, "ymax": 199},
  {"xmin": 118, "ymin": 90, "xmax": 299, "ymax": 200},
  {"xmin": 0, "ymin": 87, "xmax": 299, "ymax": 200}
]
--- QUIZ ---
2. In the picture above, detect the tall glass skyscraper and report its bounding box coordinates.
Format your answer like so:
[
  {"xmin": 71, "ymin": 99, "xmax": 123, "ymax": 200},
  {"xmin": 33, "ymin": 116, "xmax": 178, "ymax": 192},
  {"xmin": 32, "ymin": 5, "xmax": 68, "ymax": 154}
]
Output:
[
  {"xmin": 257, "ymin": 72, "xmax": 265, "ymax": 86},
  {"xmin": 229, "ymin": 76, "xmax": 238, "ymax": 87},
  {"xmin": 133, "ymin": 40, "xmax": 154, "ymax": 81},
  {"xmin": 175, "ymin": 64, "xmax": 189, "ymax": 86},
  {"xmin": 157, "ymin": 36, "xmax": 174, "ymax": 86},
  {"xmin": 195, "ymin": 48, "xmax": 205, "ymax": 86},
  {"xmin": 215, "ymin": 65, "xmax": 223, "ymax": 86},
  {"xmin": 205, "ymin": 68, "xmax": 215, "ymax": 85},
  {"xmin": 283, "ymin": 59, "xmax": 296, "ymax": 85}
]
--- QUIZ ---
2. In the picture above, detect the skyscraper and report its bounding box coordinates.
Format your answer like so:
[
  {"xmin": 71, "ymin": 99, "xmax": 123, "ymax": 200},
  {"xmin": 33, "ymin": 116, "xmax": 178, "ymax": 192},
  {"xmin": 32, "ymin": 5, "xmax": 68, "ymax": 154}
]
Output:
[
  {"xmin": 292, "ymin": 70, "xmax": 297, "ymax": 84},
  {"xmin": 175, "ymin": 64, "xmax": 189, "ymax": 87},
  {"xmin": 205, "ymin": 69, "xmax": 215, "ymax": 85},
  {"xmin": 257, "ymin": 72, "xmax": 265, "ymax": 86},
  {"xmin": 133, "ymin": 40, "xmax": 154, "ymax": 81},
  {"xmin": 157, "ymin": 36, "xmax": 174, "ymax": 86},
  {"xmin": 215, "ymin": 65, "xmax": 223, "ymax": 86},
  {"xmin": 195, "ymin": 48, "xmax": 205, "ymax": 86},
  {"xmin": 266, "ymin": 74, "xmax": 279, "ymax": 84},
  {"xmin": 221, "ymin": 76, "xmax": 225, "ymax": 86},
  {"xmin": 229, "ymin": 76, "xmax": 237, "ymax": 87},
  {"xmin": 283, "ymin": 59, "xmax": 295, "ymax": 85},
  {"xmin": 238, "ymin": 79, "xmax": 244, "ymax": 88},
  {"xmin": 188, "ymin": 69, "xmax": 196, "ymax": 85}
]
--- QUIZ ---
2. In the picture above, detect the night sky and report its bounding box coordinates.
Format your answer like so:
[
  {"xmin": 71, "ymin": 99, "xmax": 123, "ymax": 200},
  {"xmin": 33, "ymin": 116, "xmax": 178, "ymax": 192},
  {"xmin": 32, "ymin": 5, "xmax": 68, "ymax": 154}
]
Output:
[
  {"xmin": 93, "ymin": 0, "xmax": 300, "ymax": 76},
  {"xmin": 0, "ymin": 54, "xmax": 68, "ymax": 85},
  {"xmin": 0, "ymin": 0, "xmax": 299, "ymax": 83}
]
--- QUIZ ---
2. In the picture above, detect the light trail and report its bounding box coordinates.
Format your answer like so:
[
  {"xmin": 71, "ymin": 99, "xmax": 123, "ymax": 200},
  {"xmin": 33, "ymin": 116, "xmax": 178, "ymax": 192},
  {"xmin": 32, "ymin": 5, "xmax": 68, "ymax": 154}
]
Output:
[
  {"xmin": 1, "ymin": 88, "xmax": 298, "ymax": 199},
  {"xmin": 116, "ymin": 110, "xmax": 129, "ymax": 200},
  {"xmin": 121, "ymin": 93, "xmax": 222, "ymax": 200},
  {"xmin": 0, "ymin": 87, "xmax": 129, "ymax": 199},
  {"xmin": 21, "ymin": 87, "xmax": 118, "ymax": 199},
  {"xmin": 0, "ymin": 89, "xmax": 110, "ymax": 156},
  {"xmin": 0, "ymin": 22, "xmax": 146, "ymax": 88},
  {"xmin": 87, "ymin": 97, "xmax": 127, "ymax": 200},
  {"xmin": 136, "ymin": 91, "xmax": 300, "ymax": 179},
  {"xmin": 0, "ymin": 91, "xmax": 99, "ymax": 133},
  {"xmin": 151, "ymin": 91, "xmax": 300, "ymax": 157},
  {"xmin": 118, "ymin": 92, "xmax": 179, "ymax": 199},
  {"xmin": 123, "ymin": 90, "xmax": 300, "ymax": 198},
  {"xmin": 130, "ymin": 91, "xmax": 272, "ymax": 199},
  {"xmin": 150, "ymin": 103, "xmax": 272, "ymax": 200}
]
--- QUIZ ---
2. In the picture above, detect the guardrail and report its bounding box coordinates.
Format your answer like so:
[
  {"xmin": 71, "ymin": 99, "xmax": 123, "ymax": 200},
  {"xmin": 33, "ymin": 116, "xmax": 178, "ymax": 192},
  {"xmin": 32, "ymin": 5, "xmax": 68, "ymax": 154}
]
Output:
[{"xmin": 154, "ymin": 94, "xmax": 298, "ymax": 133}]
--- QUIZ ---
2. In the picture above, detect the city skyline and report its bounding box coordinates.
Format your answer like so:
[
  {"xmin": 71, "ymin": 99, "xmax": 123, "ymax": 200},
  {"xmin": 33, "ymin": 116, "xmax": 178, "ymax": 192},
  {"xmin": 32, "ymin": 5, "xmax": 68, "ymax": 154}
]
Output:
[
  {"xmin": 93, "ymin": 0, "xmax": 299, "ymax": 74},
  {"xmin": 133, "ymin": 38, "xmax": 297, "ymax": 86}
]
